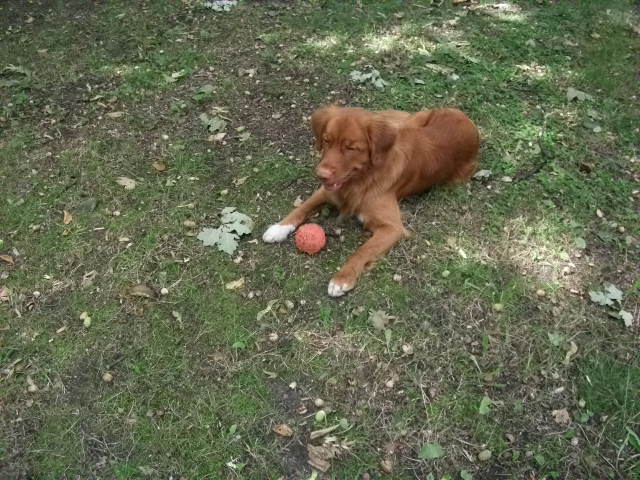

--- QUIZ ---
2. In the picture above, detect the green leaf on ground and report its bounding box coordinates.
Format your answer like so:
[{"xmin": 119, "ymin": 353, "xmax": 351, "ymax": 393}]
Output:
[{"xmin": 419, "ymin": 442, "xmax": 444, "ymax": 460}]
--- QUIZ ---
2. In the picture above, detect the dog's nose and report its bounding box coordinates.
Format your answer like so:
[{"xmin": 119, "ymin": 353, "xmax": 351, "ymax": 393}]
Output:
[{"xmin": 316, "ymin": 166, "xmax": 334, "ymax": 181}]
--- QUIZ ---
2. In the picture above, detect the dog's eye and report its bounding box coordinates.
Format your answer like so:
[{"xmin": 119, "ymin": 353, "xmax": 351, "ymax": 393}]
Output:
[{"xmin": 346, "ymin": 145, "xmax": 357, "ymax": 151}]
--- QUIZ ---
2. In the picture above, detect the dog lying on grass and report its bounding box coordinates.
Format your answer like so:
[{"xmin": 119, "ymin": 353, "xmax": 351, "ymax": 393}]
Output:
[{"xmin": 263, "ymin": 105, "xmax": 480, "ymax": 297}]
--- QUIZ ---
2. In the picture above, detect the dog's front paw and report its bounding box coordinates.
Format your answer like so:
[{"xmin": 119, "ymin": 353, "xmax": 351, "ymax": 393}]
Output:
[
  {"xmin": 262, "ymin": 224, "xmax": 295, "ymax": 243},
  {"xmin": 328, "ymin": 271, "xmax": 357, "ymax": 297}
]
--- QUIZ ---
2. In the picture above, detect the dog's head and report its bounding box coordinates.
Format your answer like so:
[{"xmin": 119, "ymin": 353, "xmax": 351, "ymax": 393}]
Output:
[{"xmin": 310, "ymin": 106, "xmax": 397, "ymax": 192}]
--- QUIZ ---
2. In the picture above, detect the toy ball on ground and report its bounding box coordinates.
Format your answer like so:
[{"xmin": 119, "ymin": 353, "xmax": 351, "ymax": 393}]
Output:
[{"xmin": 295, "ymin": 224, "xmax": 326, "ymax": 255}]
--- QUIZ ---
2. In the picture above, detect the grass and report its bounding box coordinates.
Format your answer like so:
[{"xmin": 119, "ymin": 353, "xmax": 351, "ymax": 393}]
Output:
[{"xmin": 1, "ymin": 0, "xmax": 639, "ymax": 479}]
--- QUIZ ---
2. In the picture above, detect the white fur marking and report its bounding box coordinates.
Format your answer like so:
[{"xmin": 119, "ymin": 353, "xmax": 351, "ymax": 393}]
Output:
[
  {"xmin": 328, "ymin": 280, "xmax": 353, "ymax": 297},
  {"xmin": 262, "ymin": 224, "xmax": 295, "ymax": 243}
]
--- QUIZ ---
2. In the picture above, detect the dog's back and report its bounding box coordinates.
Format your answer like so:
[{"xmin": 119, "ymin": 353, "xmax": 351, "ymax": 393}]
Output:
[{"xmin": 392, "ymin": 108, "xmax": 479, "ymax": 197}]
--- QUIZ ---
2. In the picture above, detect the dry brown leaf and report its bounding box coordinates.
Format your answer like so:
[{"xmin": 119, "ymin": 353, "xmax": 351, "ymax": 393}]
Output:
[
  {"xmin": 272, "ymin": 423, "xmax": 294, "ymax": 437},
  {"xmin": 563, "ymin": 341, "xmax": 578, "ymax": 365},
  {"xmin": 116, "ymin": 177, "xmax": 137, "ymax": 190},
  {"xmin": 63, "ymin": 210, "xmax": 73, "ymax": 225},
  {"xmin": 81, "ymin": 270, "xmax": 98, "ymax": 288},
  {"xmin": 152, "ymin": 161, "xmax": 167, "ymax": 172},
  {"xmin": 380, "ymin": 458, "xmax": 394, "ymax": 474},
  {"xmin": 207, "ymin": 132, "xmax": 227, "ymax": 143},
  {"xmin": 310, "ymin": 424, "xmax": 340, "ymax": 440},
  {"xmin": 233, "ymin": 176, "xmax": 248, "ymax": 187},
  {"xmin": 106, "ymin": 111, "xmax": 124, "ymax": 118},
  {"xmin": 127, "ymin": 283, "xmax": 156, "ymax": 298},
  {"xmin": 0, "ymin": 255, "xmax": 14, "ymax": 265},
  {"xmin": 225, "ymin": 278, "xmax": 245, "ymax": 290},
  {"xmin": 0, "ymin": 286, "xmax": 9, "ymax": 302},
  {"xmin": 552, "ymin": 408, "xmax": 571, "ymax": 425},
  {"xmin": 307, "ymin": 444, "xmax": 336, "ymax": 472}
]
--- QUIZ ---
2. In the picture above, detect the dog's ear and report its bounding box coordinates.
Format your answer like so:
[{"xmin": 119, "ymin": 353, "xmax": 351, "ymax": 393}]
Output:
[
  {"xmin": 311, "ymin": 106, "xmax": 334, "ymax": 151},
  {"xmin": 367, "ymin": 119, "xmax": 397, "ymax": 165}
]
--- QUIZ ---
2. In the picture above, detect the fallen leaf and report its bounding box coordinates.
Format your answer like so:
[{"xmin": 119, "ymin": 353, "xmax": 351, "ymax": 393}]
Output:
[
  {"xmin": 310, "ymin": 424, "xmax": 340, "ymax": 440},
  {"xmin": 589, "ymin": 283, "xmax": 623, "ymax": 307},
  {"xmin": 293, "ymin": 196, "xmax": 304, "ymax": 207},
  {"xmin": 605, "ymin": 284, "xmax": 623, "ymax": 303},
  {"xmin": 128, "ymin": 283, "xmax": 156, "ymax": 298},
  {"xmin": 566, "ymin": 87, "xmax": 593, "ymax": 102},
  {"xmin": 164, "ymin": 69, "xmax": 186, "ymax": 83},
  {"xmin": 425, "ymin": 63, "xmax": 454, "ymax": 75},
  {"xmin": 548, "ymin": 332, "xmax": 564, "ymax": 347},
  {"xmin": 626, "ymin": 427, "xmax": 640, "ymax": 451},
  {"xmin": 81, "ymin": 270, "xmax": 98, "ymax": 288},
  {"xmin": 238, "ymin": 68, "xmax": 257, "ymax": 77},
  {"xmin": 197, "ymin": 207, "xmax": 254, "ymax": 255},
  {"xmin": 478, "ymin": 449, "xmax": 492, "ymax": 461},
  {"xmin": 619, "ymin": 310, "xmax": 634, "ymax": 327},
  {"xmin": 26, "ymin": 375, "xmax": 38, "ymax": 392},
  {"xmin": 199, "ymin": 112, "xmax": 227, "ymax": 133},
  {"xmin": 272, "ymin": 424, "xmax": 294, "ymax": 437},
  {"xmin": 138, "ymin": 466, "xmax": 155, "ymax": 476},
  {"xmin": 225, "ymin": 278, "xmax": 245, "ymax": 290},
  {"xmin": 192, "ymin": 84, "xmax": 215, "ymax": 101},
  {"xmin": 106, "ymin": 111, "xmax": 124, "ymax": 118},
  {"xmin": 369, "ymin": 309, "xmax": 394, "ymax": 330},
  {"xmin": 256, "ymin": 299, "xmax": 279, "ymax": 322},
  {"xmin": 221, "ymin": 207, "xmax": 254, "ymax": 234},
  {"xmin": 152, "ymin": 161, "xmax": 167, "ymax": 172},
  {"xmin": 0, "ymin": 286, "xmax": 10, "ymax": 302},
  {"xmin": 208, "ymin": 132, "xmax": 227, "ymax": 142},
  {"xmin": 479, "ymin": 396, "xmax": 492, "ymax": 415},
  {"xmin": 233, "ymin": 176, "xmax": 248, "ymax": 187},
  {"xmin": 579, "ymin": 162, "xmax": 594, "ymax": 174},
  {"xmin": 460, "ymin": 470, "xmax": 474, "ymax": 480},
  {"xmin": 0, "ymin": 255, "xmax": 14, "ymax": 265},
  {"xmin": 116, "ymin": 177, "xmax": 137, "ymax": 190},
  {"xmin": 574, "ymin": 237, "xmax": 586, "ymax": 249},
  {"xmin": 552, "ymin": 408, "xmax": 571, "ymax": 425},
  {"xmin": 307, "ymin": 444, "xmax": 337, "ymax": 472},
  {"xmin": 473, "ymin": 169, "xmax": 492, "ymax": 179},
  {"xmin": 198, "ymin": 228, "xmax": 237, "ymax": 254},
  {"xmin": 589, "ymin": 290, "xmax": 612, "ymax": 306},
  {"xmin": 563, "ymin": 341, "xmax": 578, "ymax": 365},
  {"xmin": 380, "ymin": 458, "xmax": 394, "ymax": 474},
  {"xmin": 419, "ymin": 443, "xmax": 444, "ymax": 460},
  {"xmin": 63, "ymin": 210, "xmax": 73, "ymax": 225},
  {"xmin": 171, "ymin": 311, "xmax": 183, "ymax": 328}
]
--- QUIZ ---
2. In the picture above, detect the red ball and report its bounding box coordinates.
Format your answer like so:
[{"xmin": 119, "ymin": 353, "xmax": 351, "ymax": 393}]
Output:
[{"xmin": 294, "ymin": 223, "xmax": 326, "ymax": 255}]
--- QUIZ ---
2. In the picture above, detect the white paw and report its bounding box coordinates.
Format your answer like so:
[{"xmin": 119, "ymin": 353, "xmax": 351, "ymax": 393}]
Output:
[
  {"xmin": 262, "ymin": 224, "xmax": 295, "ymax": 243},
  {"xmin": 328, "ymin": 280, "xmax": 354, "ymax": 297}
]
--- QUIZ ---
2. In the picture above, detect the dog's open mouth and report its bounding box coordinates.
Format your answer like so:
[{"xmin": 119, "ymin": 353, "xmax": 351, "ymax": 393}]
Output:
[
  {"xmin": 322, "ymin": 181, "xmax": 344, "ymax": 192},
  {"xmin": 323, "ymin": 181, "xmax": 343, "ymax": 192}
]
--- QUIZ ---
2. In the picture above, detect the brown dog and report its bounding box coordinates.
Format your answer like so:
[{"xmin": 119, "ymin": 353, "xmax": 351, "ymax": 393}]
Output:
[{"xmin": 263, "ymin": 106, "xmax": 479, "ymax": 296}]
